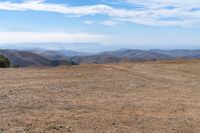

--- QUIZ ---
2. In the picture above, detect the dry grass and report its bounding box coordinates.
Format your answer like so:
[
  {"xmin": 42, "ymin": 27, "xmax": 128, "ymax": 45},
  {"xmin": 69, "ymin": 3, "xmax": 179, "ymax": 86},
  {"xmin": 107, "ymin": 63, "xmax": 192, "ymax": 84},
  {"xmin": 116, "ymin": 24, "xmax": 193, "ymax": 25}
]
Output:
[{"xmin": 1, "ymin": 60, "xmax": 200, "ymax": 133}]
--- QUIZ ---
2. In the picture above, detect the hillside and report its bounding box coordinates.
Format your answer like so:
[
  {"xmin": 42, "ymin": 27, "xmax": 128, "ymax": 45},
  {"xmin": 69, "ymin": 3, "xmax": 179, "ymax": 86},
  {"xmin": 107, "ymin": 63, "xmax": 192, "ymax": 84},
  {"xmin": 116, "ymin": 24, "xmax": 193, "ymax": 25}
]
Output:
[
  {"xmin": 1, "ymin": 49, "xmax": 200, "ymax": 67},
  {"xmin": 30, "ymin": 50, "xmax": 67, "ymax": 60},
  {"xmin": 71, "ymin": 49, "xmax": 174, "ymax": 64},
  {"xmin": 151, "ymin": 49, "xmax": 200, "ymax": 59},
  {"xmin": 1, "ymin": 60, "xmax": 200, "ymax": 132},
  {"xmin": 0, "ymin": 50, "xmax": 77, "ymax": 67},
  {"xmin": 72, "ymin": 49, "xmax": 200, "ymax": 64},
  {"xmin": 0, "ymin": 50, "xmax": 51, "ymax": 67},
  {"xmin": 71, "ymin": 54, "xmax": 122, "ymax": 64}
]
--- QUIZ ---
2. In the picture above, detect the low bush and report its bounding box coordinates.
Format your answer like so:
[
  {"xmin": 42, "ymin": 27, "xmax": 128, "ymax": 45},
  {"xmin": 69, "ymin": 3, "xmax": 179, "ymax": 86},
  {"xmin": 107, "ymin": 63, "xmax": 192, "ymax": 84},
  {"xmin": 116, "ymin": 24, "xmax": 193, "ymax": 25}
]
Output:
[{"xmin": 0, "ymin": 55, "xmax": 10, "ymax": 68}]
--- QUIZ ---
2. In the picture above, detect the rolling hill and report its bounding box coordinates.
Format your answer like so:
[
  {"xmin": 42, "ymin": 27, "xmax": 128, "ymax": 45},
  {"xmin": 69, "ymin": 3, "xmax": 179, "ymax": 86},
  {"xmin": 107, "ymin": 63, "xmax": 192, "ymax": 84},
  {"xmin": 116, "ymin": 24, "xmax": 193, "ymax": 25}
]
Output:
[
  {"xmin": 0, "ymin": 50, "xmax": 51, "ymax": 67},
  {"xmin": 0, "ymin": 50, "xmax": 77, "ymax": 67},
  {"xmin": 71, "ymin": 49, "xmax": 174, "ymax": 64},
  {"xmin": 1, "ymin": 49, "xmax": 200, "ymax": 67},
  {"xmin": 151, "ymin": 49, "xmax": 200, "ymax": 59}
]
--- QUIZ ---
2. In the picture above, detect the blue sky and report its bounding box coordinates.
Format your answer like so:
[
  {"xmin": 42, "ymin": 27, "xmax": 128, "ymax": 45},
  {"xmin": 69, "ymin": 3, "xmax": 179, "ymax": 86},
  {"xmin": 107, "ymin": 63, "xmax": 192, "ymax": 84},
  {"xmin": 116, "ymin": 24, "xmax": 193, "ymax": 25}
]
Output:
[{"xmin": 0, "ymin": 0, "xmax": 200, "ymax": 49}]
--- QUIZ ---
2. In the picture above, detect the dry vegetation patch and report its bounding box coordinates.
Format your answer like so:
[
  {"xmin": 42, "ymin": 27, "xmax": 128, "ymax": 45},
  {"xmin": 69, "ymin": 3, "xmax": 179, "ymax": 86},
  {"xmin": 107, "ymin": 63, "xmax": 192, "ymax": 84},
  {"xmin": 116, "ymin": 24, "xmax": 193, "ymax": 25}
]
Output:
[{"xmin": 1, "ymin": 61, "xmax": 200, "ymax": 132}]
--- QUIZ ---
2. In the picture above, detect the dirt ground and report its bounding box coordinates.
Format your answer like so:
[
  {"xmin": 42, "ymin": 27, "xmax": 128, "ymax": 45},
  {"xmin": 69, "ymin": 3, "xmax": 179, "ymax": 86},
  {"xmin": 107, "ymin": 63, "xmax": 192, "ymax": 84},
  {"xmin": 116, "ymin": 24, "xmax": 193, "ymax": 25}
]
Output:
[{"xmin": 1, "ymin": 60, "xmax": 200, "ymax": 133}]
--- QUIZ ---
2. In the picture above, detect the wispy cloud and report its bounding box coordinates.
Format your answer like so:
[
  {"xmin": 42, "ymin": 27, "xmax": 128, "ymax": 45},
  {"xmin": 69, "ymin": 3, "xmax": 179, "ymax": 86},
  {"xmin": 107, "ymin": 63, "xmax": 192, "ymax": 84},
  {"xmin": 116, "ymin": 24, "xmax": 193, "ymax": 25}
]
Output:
[
  {"xmin": 83, "ymin": 20, "xmax": 95, "ymax": 25},
  {"xmin": 84, "ymin": 20, "xmax": 121, "ymax": 26},
  {"xmin": 0, "ymin": 0, "xmax": 200, "ymax": 27},
  {"xmin": 101, "ymin": 20, "xmax": 121, "ymax": 26}
]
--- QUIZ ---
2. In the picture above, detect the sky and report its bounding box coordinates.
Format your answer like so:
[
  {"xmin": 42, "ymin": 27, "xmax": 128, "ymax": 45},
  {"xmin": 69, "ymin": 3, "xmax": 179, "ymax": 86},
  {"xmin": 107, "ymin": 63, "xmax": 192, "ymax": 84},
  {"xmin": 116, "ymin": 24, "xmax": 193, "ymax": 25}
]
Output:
[{"xmin": 0, "ymin": 0, "xmax": 200, "ymax": 50}]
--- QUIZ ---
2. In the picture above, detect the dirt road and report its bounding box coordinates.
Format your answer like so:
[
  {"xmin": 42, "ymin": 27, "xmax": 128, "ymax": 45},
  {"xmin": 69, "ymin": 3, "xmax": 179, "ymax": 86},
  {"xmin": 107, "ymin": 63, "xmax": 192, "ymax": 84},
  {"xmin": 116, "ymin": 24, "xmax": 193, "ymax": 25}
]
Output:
[{"xmin": 1, "ymin": 60, "xmax": 200, "ymax": 133}]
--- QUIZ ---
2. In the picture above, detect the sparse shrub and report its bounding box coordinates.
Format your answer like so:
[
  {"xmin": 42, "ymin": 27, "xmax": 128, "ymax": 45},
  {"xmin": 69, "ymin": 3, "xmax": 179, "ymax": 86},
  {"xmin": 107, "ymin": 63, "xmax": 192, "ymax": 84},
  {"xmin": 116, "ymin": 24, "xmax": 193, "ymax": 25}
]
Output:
[
  {"xmin": 0, "ymin": 55, "xmax": 10, "ymax": 68},
  {"xmin": 67, "ymin": 59, "xmax": 79, "ymax": 66},
  {"xmin": 51, "ymin": 59, "xmax": 79, "ymax": 67}
]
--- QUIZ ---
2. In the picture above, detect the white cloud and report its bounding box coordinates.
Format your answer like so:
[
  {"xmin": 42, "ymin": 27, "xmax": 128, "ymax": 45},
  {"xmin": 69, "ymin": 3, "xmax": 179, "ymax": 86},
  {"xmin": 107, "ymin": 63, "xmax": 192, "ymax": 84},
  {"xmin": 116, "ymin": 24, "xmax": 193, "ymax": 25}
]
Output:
[
  {"xmin": 0, "ymin": 0, "xmax": 200, "ymax": 26},
  {"xmin": 83, "ymin": 20, "xmax": 95, "ymax": 25},
  {"xmin": 84, "ymin": 20, "xmax": 121, "ymax": 26},
  {"xmin": 102, "ymin": 20, "xmax": 121, "ymax": 26},
  {"xmin": 0, "ymin": 32, "xmax": 109, "ymax": 43}
]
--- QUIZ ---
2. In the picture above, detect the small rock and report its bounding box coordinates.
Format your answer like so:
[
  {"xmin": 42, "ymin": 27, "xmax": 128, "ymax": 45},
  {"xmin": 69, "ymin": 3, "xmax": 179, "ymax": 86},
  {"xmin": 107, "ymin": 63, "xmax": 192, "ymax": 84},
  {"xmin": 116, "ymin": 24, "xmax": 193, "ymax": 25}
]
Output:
[{"xmin": 112, "ymin": 123, "xmax": 116, "ymax": 125}]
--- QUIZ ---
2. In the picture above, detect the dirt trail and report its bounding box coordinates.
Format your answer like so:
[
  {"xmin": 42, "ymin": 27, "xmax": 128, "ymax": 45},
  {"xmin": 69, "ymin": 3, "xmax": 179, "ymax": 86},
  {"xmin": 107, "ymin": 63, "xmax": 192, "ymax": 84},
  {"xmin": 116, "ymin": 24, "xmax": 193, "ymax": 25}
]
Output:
[{"xmin": 1, "ymin": 61, "xmax": 200, "ymax": 133}]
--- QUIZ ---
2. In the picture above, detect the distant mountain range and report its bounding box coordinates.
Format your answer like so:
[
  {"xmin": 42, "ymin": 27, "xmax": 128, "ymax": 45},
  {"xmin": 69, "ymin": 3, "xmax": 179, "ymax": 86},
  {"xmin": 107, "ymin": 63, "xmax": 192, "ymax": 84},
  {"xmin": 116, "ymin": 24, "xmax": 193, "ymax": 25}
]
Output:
[
  {"xmin": 0, "ymin": 49, "xmax": 77, "ymax": 67},
  {"xmin": 0, "ymin": 42, "xmax": 109, "ymax": 53},
  {"xmin": 1, "ymin": 48, "xmax": 200, "ymax": 67}
]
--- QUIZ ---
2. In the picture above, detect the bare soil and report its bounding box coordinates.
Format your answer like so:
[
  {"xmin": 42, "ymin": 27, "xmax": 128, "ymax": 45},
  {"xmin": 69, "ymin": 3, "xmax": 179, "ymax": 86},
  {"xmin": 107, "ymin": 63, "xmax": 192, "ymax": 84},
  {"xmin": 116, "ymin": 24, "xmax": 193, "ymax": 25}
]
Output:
[{"xmin": 1, "ymin": 60, "xmax": 200, "ymax": 133}]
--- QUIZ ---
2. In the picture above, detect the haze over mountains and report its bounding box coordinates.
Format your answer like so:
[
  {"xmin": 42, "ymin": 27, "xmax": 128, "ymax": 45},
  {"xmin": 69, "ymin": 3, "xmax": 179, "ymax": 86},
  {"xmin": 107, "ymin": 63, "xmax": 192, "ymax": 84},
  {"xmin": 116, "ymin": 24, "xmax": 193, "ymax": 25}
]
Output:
[
  {"xmin": 1, "ymin": 44, "xmax": 200, "ymax": 67},
  {"xmin": 2, "ymin": 42, "xmax": 196, "ymax": 53},
  {"xmin": 0, "ymin": 43, "xmax": 114, "ymax": 53},
  {"xmin": 0, "ymin": 49, "xmax": 78, "ymax": 67}
]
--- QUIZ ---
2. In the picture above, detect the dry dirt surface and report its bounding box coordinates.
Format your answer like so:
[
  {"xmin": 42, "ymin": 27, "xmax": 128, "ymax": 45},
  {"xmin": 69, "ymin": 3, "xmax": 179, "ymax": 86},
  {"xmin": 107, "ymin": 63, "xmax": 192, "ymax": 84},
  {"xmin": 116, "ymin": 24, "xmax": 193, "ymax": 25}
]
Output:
[{"xmin": 1, "ymin": 60, "xmax": 200, "ymax": 133}]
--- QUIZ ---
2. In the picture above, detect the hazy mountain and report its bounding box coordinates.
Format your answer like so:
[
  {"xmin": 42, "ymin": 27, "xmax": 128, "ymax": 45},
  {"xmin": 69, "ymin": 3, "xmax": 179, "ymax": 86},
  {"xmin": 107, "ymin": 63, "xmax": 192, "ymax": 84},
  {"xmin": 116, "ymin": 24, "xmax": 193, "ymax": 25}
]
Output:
[
  {"xmin": 1, "ymin": 48, "xmax": 200, "ymax": 67},
  {"xmin": 30, "ymin": 50, "xmax": 67, "ymax": 60},
  {"xmin": 0, "ymin": 42, "xmax": 152, "ymax": 53},
  {"xmin": 99, "ymin": 49, "xmax": 173, "ymax": 60},
  {"xmin": 0, "ymin": 50, "xmax": 51, "ymax": 67},
  {"xmin": 151, "ymin": 49, "xmax": 200, "ymax": 59},
  {"xmin": 72, "ymin": 49, "xmax": 174, "ymax": 64},
  {"xmin": 56, "ymin": 49, "xmax": 92, "ymax": 57},
  {"xmin": 0, "ymin": 42, "xmax": 108, "ymax": 53},
  {"xmin": 29, "ymin": 49, "xmax": 91, "ymax": 62},
  {"xmin": 71, "ymin": 54, "xmax": 122, "ymax": 64},
  {"xmin": 0, "ymin": 50, "xmax": 77, "ymax": 67}
]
